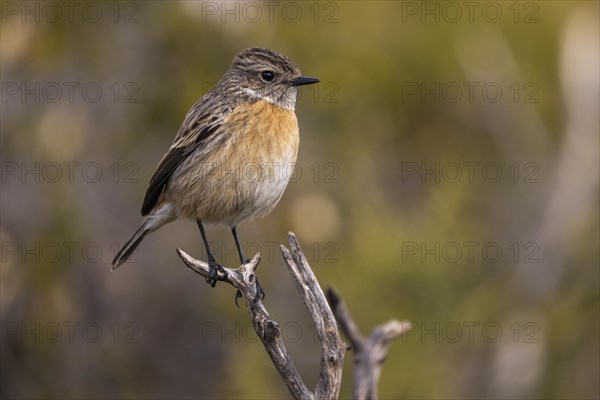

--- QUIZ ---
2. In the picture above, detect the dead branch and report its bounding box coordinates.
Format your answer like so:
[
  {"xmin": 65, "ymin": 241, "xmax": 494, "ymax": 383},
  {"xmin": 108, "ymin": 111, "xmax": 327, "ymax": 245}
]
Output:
[{"xmin": 176, "ymin": 232, "xmax": 346, "ymax": 400}]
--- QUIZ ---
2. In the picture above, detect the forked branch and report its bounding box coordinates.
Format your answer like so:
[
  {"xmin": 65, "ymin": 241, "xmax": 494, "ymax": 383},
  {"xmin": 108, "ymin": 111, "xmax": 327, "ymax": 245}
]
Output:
[
  {"xmin": 177, "ymin": 232, "xmax": 346, "ymax": 400},
  {"xmin": 177, "ymin": 232, "xmax": 409, "ymax": 399}
]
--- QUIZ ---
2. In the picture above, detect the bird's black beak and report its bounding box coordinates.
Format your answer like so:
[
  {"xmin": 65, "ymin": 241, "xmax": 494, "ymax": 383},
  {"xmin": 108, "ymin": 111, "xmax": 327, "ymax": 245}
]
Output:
[{"xmin": 290, "ymin": 76, "xmax": 320, "ymax": 86}]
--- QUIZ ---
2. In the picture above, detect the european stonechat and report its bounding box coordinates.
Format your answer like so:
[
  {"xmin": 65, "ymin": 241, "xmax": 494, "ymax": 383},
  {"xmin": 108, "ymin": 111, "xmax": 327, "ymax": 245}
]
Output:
[{"xmin": 111, "ymin": 48, "xmax": 319, "ymax": 287}]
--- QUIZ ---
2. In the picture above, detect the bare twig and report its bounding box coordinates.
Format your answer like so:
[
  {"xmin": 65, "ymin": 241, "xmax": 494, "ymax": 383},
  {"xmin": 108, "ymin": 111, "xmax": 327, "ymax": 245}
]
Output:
[
  {"xmin": 176, "ymin": 232, "xmax": 346, "ymax": 400},
  {"xmin": 327, "ymin": 287, "xmax": 412, "ymax": 400}
]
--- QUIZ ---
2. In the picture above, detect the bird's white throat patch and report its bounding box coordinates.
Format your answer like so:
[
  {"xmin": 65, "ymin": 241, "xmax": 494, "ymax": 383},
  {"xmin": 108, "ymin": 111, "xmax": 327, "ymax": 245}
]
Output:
[{"xmin": 242, "ymin": 87, "xmax": 296, "ymax": 110}]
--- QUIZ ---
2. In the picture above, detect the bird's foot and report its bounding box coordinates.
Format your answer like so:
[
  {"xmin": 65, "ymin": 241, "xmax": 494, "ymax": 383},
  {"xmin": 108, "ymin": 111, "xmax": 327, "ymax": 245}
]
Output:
[
  {"xmin": 253, "ymin": 277, "xmax": 266, "ymax": 304},
  {"xmin": 234, "ymin": 290, "xmax": 243, "ymax": 308},
  {"xmin": 234, "ymin": 276, "xmax": 265, "ymax": 308},
  {"xmin": 206, "ymin": 258, "xmax": 227, "ymax": 287}
]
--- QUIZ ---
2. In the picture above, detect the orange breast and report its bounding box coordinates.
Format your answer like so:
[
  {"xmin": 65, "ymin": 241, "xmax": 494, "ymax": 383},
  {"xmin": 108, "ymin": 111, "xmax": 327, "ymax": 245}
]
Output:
[
  {"xmin": 224, "ymin": 100, "xmax": 300, "ymax": 165},
  {"xmin": 163, "ymin": 100, "xmax": 301, "ymax": 224}
]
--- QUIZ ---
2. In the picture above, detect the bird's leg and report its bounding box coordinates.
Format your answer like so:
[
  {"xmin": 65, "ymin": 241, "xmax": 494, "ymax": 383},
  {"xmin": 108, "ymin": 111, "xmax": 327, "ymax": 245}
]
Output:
[
  {"xmin": 197, "ymin": 219, "xmax": 227, "ymax": 287},
  {"xmin": 231, "ymin": 226, "xmax": 264, "ymax": 305},
  {"xmin": 232, "ymin": 226, "xmax": 249, "ymax": 264}
]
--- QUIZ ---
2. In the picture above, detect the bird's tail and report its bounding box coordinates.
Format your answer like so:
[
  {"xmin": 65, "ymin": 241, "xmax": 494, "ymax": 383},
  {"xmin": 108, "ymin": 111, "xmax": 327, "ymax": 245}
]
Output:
[
  {"xmin": 111, "ymin": 205, "xmax": 175, "ymax": 270},
  {"xmin": 111, "ymin": 222, "xmax": 150, "ymax": 270}
]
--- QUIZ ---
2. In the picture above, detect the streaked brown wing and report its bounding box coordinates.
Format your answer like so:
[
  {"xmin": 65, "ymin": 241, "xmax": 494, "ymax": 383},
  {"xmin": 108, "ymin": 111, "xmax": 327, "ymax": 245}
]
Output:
[
  {"xmin": 140, "ymin": 84, "xmax": 244, "ymax": 216},
  {"xmin": 140, "ymin": 121, "xmax": 221, "ymax": 216}
]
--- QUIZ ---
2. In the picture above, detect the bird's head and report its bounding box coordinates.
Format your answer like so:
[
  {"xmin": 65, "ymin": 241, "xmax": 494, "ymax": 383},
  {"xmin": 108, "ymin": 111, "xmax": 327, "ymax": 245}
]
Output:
[{"xmin": 223, "ymin": 47, "xmax": 319, "ymax": 110}]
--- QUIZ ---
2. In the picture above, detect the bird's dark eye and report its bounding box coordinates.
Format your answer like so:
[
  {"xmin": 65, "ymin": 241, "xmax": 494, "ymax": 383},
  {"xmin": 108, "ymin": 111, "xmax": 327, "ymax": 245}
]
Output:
[{"xmin": 260, "ymin": 71, "xmax": 275, "ymax": 82}]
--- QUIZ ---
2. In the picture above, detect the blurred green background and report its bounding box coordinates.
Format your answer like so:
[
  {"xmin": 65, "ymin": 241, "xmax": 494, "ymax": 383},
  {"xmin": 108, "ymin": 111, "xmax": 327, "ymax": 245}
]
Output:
[{"xmin": 1, "ymin": 1, "xmax": 598, "ymax": 399}]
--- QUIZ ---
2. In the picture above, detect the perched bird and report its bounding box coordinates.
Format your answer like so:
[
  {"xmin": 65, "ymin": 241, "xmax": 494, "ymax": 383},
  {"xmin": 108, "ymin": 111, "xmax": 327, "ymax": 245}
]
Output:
[{"xmin": 111, "ymin": 48, "xmax": 319, "ymax": 287}]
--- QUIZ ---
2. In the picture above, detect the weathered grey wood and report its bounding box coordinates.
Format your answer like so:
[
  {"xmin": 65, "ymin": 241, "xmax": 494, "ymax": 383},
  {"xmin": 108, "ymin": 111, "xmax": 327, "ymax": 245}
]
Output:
[
  {"xmin": 327, "ymin": 287, "xmax": 412, "ymax": 400},
  {"xmin": 176, "ymin": 232, "xmax": 346, "ymax": 400},
  {"xmin": 280, "ymin": 232, "xmax": 346, "ymax": 400}
]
